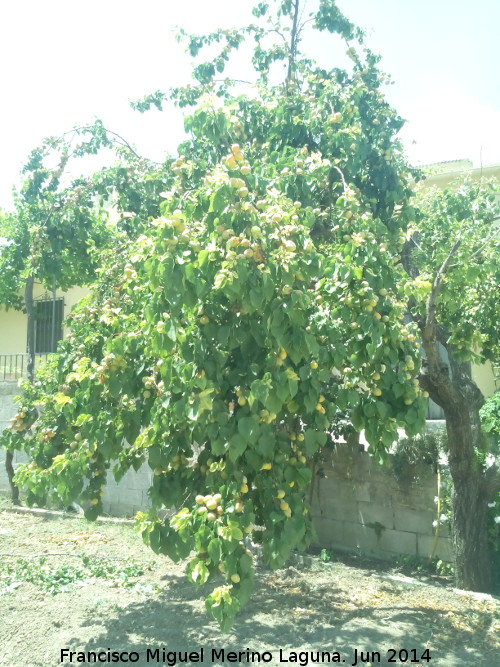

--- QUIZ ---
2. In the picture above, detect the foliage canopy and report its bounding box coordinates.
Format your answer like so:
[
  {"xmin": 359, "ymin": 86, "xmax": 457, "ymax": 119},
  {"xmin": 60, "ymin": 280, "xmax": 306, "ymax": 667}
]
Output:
[{"xmin": 1, "ymin": 0, "xmax": 433, "ymax": 628}]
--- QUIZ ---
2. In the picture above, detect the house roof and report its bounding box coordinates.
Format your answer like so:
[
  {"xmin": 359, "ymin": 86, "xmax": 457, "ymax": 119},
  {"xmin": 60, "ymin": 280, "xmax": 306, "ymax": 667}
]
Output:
[{"xmin": 420, "ymin": 160, "xmax": 500, "ymax": 187}]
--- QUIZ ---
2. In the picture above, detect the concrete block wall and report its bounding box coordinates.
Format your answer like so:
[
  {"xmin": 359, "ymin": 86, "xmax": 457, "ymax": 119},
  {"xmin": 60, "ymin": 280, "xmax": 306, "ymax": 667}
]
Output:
[
  {"xmin": 310, "ymin": 445, "xmax": 453, "ymax": 562},
  {"xmin": 101, "ymin": 464, "xmax": 153, "ymax": 517},
  {"xmin": 0, "ymin": 382, "xmax": 18, "ymax": 431},
  {"xmin": 1, "ymin": 379, "xmax": 452, "ymax": 559},
  {"xmin": 0, "ymin": 381, "xmax": 30, "ymax": 494}
]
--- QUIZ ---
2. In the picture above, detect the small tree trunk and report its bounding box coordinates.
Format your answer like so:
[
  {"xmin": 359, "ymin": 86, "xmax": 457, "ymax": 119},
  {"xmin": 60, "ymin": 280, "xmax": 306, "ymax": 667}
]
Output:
[
  {"xmin": 5, "ymin": 451, "xmax": 20, "ymax": 505},
  {"xmin": 3, "ymin": 275, "xmax": 35, "ymax": 505}
]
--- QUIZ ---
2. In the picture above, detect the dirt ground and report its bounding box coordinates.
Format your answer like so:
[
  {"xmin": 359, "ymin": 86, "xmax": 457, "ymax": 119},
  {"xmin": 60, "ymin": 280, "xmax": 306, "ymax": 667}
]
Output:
[{"xmin": 0, "ymin": 504, "xmax": 498, "ymax": 667}]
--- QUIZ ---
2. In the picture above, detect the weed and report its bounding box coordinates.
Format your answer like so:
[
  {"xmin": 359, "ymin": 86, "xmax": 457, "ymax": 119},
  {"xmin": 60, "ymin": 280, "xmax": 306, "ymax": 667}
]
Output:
[
  {"xmin": 394, "ymin": 554, "xmax": 453, "ymax": 578},
  {"xmin": 0, "ymin": 555, "xmax": 157, "ymax": 596},
  {"xmin": 319, "ymin": 548, "xmax": 332, "ymax": 563}
]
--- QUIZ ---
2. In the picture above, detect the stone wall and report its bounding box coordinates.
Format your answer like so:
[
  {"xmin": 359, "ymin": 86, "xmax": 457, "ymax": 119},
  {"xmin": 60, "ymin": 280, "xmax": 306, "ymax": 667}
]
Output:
[{"xmin": 310, "ymin": 445, "xmax": 452, "ymax": 562}]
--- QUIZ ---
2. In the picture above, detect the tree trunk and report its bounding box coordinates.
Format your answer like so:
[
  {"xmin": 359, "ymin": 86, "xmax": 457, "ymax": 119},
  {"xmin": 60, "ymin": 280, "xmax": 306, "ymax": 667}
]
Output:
[
  {"xmin": 445, "ymin": 406, "xmax": 492, "ymax": 592},
  {"xmin": 5, "ymin": 451, "xmax": 20, "ymax": 505},
  {"xmin": 25, "ymin": 274, "xmax": 35, "ymax": 383},
  {"xmin": 418, "ymin": 309, "xmax": 493, "ymax": 591},
  {"xmin": 4, "ymin": 275, "xmax": 35, "ymax": 505}
]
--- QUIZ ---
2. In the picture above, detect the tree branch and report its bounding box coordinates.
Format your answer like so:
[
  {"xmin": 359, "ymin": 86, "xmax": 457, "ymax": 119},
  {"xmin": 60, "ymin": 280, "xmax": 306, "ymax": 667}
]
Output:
[
  {"xmin": 425, "ymin": 238, "xmax": 461, "ymax": 340},
  {"xmin": 268, "ymin": 28, "xmax": 288, "ymax": 43},
  {"xmin": 331, "ymin": 165, "xmax": 348, "ymax": 193},
  {"xmin": 296, "ymin": 0, "xmax": 312, "ymax": 40},
  {"xmin": 297, "ymin": 17, "xmax": 315, "ymax": 35},
  {"xmin": 286, "ymin": 0, "xmax": 301, "ymax": 89},
  {"xmin": 57, "ymin": 124, "xmax": 162, "ymax": 165},
  {"xmin": 449, "ymin": 228, "xmax": 499, "ymax": 268},
  {"xmin": 419, "ymin": 239, "xmax": 462, "ymax": 409}
]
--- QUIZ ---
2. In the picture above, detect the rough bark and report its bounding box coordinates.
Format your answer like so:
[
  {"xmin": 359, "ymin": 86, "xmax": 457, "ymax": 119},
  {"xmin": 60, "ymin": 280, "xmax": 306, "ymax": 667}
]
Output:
[
  {"xmin": 419, "ymin": 326, "xmax": 494, "ymax": 592},
  {"xmin": 451, "ymin": 473, "xmax": 491, "ymax": 592},
  {"xmin": 420, "ymin": 370, "xmax": 494, "ymax": 590}
]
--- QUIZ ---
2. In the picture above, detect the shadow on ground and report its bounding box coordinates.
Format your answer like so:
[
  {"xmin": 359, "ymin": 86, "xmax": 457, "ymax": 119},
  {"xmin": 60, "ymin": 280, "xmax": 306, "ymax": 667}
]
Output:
[{"xmin": 62, "ymin": 566, "xmax": 497, "ymax": 667}]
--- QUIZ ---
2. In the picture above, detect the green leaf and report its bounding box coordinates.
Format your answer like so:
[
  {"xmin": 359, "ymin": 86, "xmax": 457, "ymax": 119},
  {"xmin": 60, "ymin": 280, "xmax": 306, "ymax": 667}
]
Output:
[
  {"xmin": 207, "ymin": 538, "xmax": 223, "ymax": 563},
  {"xmin": 250, "ymin": 379, "xmax": 270, "ymax": 406},
  {"xmin": 205, "ymin": 586, "xmax": 240, "ymax": 632},
  {"xmin": 348, "ymin": 390, "xmax": 360, "ymax": 407},
  {"xmin": 187, "ymin": 558, "xmax": 210, "ymax": 585},
  {"xmin": 197, "ymin": 388, "xmax": 215, "ymax": 415},
  {"xmin": 53, "ymin": 393, "xmax": 72, "ymax": 406},
  {"xmin": 197, "ymin": 250, "xmax": 209, "ymax": 267},
  {"xmin": 148, "ymin": 445, "xmax": 162, "ymax": 469},
  {"xmin": 304, "ymin": 333, "xmax": 319, "ymax": 357},
  {"xmin": 227, "ymin": 522, "xmax": 243, "ymax": 540},
  {"xmin": 217, "ymin": 325, "xmax": 230, "ymax": 346},
  {"xmin": 214, "ymin": 271, "xmax": 229, "ymax": 290},
  {"xmin": 237, "ymin": 415, "xmax": 259, "ymax": 444},
  {"xmin": 210, "ymin": 187, "xmax": 229, "ymax": 214},
  {"xmin": 257, "ymin": 433, "xmax": 275, "ymax": 457},
  {"xmin": 351, "ymin": 407, "xmax": 364, "ymax": 431},
  {"xmin": 303, "ymin": 429, "xmax": 320, "ymax": 456},
  {"xmin": 375, "ymin": 402, "xmax": 388, "ymax": 419},
  {"xmin": 228, "ymin": 433, "xmax": 247, "ymax": 462},
  {"xmin": 250, "ymin": 289, "xmax": 263, "ymax": 309},
  {"xmin": 268, "ymin": 392, "xmax": 284, "ymax": 414}
]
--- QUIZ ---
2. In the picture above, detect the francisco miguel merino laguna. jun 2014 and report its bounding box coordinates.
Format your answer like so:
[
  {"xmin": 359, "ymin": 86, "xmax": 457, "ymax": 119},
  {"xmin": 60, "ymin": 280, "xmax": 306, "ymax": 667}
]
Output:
[{"xmin": 61, "ymin": 646, "xmax": 433, "ymax": 665}]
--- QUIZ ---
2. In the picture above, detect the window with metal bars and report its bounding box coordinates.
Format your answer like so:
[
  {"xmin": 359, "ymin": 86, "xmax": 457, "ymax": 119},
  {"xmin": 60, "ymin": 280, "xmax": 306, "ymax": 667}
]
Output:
[{"xmin": 32, "ymin": 298, "xmax": 64, "ymax": 354}]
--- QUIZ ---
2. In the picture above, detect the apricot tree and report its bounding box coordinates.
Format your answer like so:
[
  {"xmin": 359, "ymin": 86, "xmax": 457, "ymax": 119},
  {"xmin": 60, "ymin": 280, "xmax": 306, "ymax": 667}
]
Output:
[{"xmin": 3, "ymin": 0, "xmax": 428, "ymax": 628}]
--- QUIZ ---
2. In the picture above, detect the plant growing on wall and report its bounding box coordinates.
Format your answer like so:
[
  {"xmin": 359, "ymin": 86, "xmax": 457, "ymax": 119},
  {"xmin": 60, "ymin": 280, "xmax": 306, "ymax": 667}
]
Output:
[
  {"xmin": 480, "ymin": 391, "xmax": 500, "ymax": 447},
  {"xmin": 1, "ymin": 0, "xmax": 432, "ymax": 628}
]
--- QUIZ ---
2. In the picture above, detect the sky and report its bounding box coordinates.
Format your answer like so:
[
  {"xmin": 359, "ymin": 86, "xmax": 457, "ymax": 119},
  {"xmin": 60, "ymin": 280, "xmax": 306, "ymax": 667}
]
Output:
[{"xmin": 0, "ymin": 0, "xmax": 499, "ymax": 209}]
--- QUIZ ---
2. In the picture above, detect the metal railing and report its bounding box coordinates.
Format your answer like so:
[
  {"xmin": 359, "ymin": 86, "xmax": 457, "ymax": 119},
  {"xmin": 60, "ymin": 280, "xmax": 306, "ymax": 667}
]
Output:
[{"xmin": 0, "ymin": 353, "xmax": 49, "ymax": 381}]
